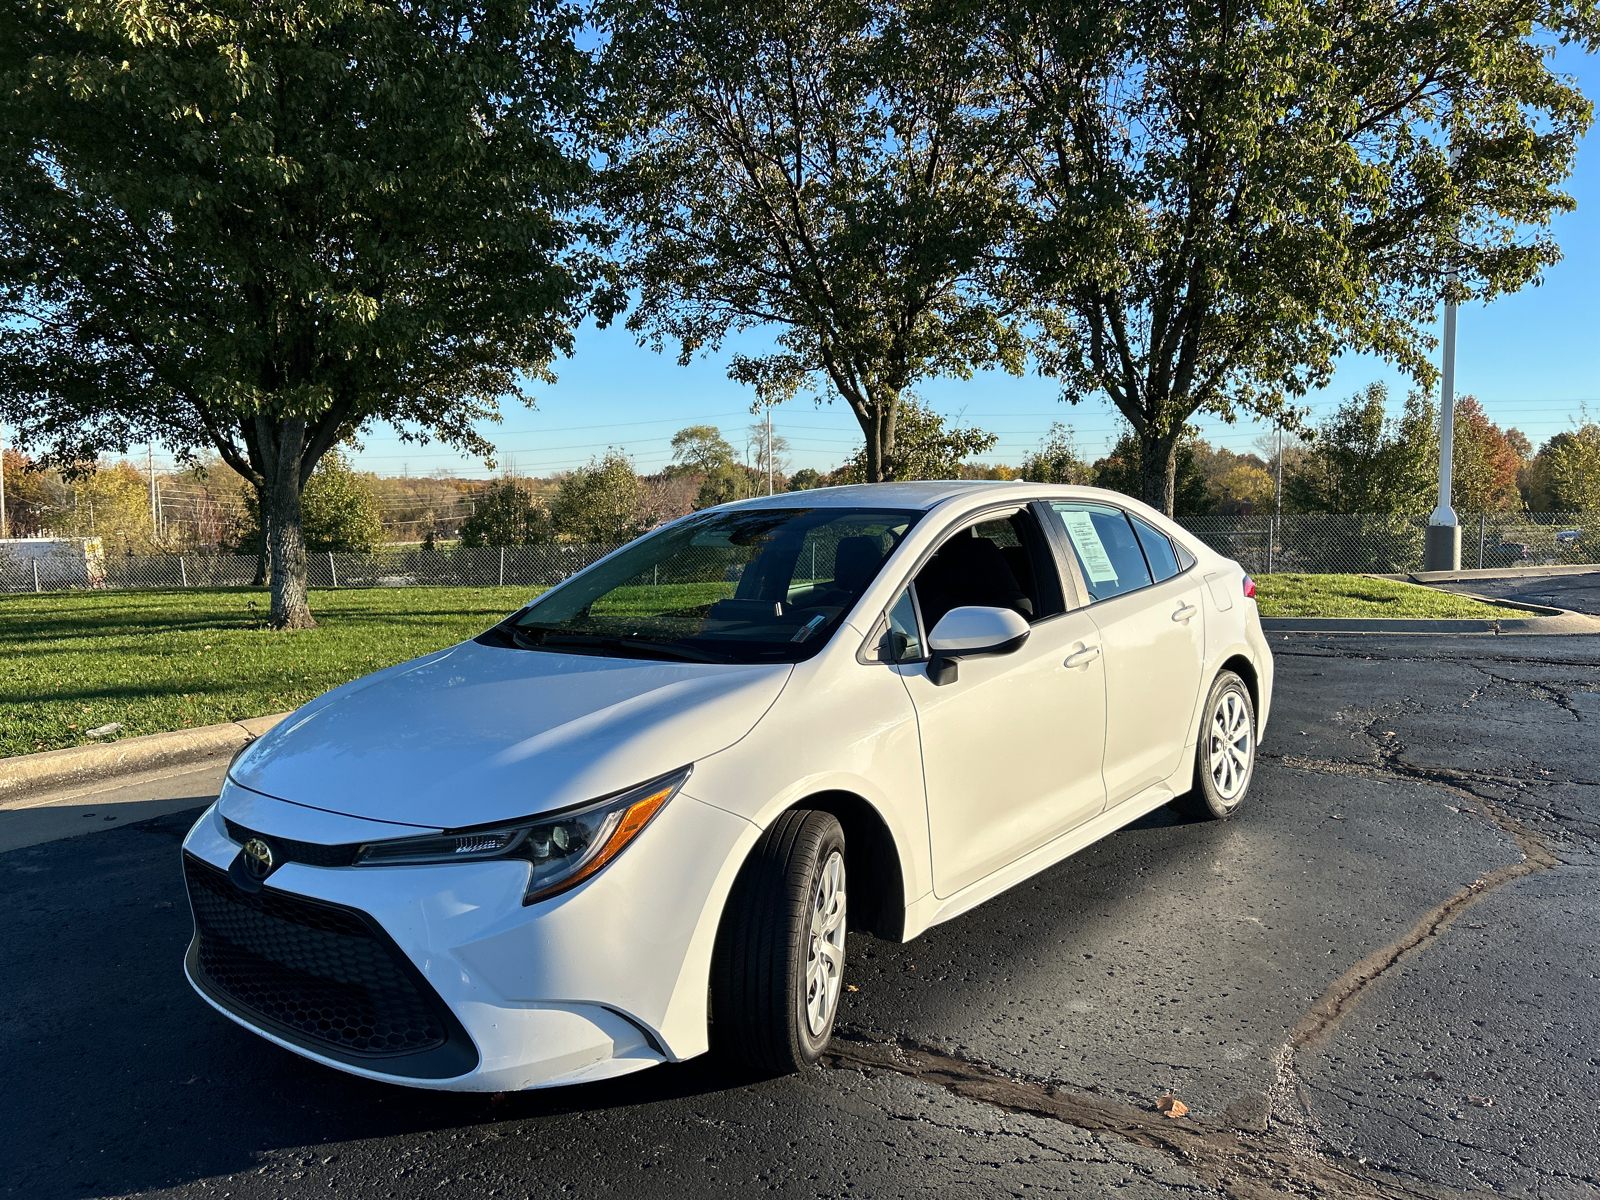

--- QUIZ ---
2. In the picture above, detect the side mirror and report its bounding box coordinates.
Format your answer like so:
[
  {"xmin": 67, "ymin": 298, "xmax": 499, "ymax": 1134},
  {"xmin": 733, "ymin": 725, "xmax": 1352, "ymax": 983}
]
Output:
[{"xmin": 925, "ymin": 606, "xmax": 1030, "ymax": 686}]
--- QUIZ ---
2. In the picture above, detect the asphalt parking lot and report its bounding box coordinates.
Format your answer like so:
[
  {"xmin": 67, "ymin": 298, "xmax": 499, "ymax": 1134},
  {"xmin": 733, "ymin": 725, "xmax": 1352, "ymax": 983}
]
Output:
[{"xmin": 5, "ymin": 584, "xmax": 1598, "ymax": 1199}]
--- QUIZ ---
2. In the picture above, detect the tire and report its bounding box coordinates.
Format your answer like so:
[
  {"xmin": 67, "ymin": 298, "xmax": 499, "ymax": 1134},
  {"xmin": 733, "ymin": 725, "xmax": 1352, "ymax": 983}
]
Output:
[
  {"xmin": 711, "ymin": 810, "xmax": 848, "ymax": 1073},
  {"xmin": 1175, "ymin": 670, "xmax": 1257, "ymax": 820}
]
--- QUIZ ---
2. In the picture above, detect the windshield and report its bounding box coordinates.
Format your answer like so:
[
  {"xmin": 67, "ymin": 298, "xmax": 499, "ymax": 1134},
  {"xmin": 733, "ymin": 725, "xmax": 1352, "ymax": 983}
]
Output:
[{"xmin": 488, "ymin": 507, "xmax": 922, "ymax": 664}]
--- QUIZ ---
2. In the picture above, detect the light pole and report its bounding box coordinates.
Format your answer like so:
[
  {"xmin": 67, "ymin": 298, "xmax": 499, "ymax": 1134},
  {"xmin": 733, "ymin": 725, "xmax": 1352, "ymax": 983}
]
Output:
[
  {"xmin": 0, "ymin": 418, "xmax": 8, "ymax": 540},
  {"xmin": 1424, "ymin": 272, "xmax": 1462, "ymax": 571},
  {"xmin": 1425, "ymin": 143, "xmax": 1462, "ymax": 572}
]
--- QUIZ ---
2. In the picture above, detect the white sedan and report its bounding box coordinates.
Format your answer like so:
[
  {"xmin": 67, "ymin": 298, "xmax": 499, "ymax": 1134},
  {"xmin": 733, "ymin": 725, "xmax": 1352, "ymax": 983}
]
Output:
[{"xmin": 181, "ymin": 482, "xmax": 1272, "ymax": 1090}]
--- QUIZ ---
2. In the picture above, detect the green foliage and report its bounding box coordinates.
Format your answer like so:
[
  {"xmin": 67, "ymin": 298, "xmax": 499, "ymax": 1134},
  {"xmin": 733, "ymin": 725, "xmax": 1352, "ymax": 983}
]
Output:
[
  {"xmin": 1285, "ymin": 385, "xmax": 1438, "ymax": 514},
  {"xmin": 1020, "ymin": 424, "xmax": 1094, "ymax": 485},
  {"xmin": 836, "ymin": 397, "xmax": 998, "ymax": 482},
  {"xmin": 669, "ymin": 426, "xmax": 739, "ymax": 476},
  {"xmin": 1001, "ymin": 0, "xmax": 1598, "ymax": 513},
  {"xmin": 458, "ymin": 479, "xmax": 554, "ymax": 548},
  {"xmin": 1, "ymin": 0, "xmax": 596, "ymax": 623},
  {"xmin": 549, "ymin": 451, "xmax": 655, "ymax": 542},
  {"xmin": 238, "ymin": 452, "xmax": 386, "ymax": 553},
  {"xmin": 786, "ymin": 468, "xmax": 826, "ymax": 492},
  {"xmin": 604, "ymin": 0, "xmax": 1026, "ymax": 482},
  {"xmin": 668, "ymin": 425, "xmax": 761, "ymax": 508},
  {"xmin": 1526, "ymin": 425, "xmax": 1600, "ymax": 513}
]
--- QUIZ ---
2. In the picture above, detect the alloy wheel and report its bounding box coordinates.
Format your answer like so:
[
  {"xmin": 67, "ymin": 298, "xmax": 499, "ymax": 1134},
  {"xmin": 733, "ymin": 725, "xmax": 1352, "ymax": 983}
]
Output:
[
  {"xmin": 1207, "ymin": 688, "xmax": 1253, "ymax": 803},
  {"xmin": 804, "ymin": 850, "xmax": 847, "ymax": 1036}
]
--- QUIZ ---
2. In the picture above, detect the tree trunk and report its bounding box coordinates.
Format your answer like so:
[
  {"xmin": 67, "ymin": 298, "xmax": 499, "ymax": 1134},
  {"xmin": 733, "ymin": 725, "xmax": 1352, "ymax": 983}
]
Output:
[
  {"xmin": 858, "ymin": 393, "xmax": 900, "ymax": 483},
  {"xmin": 1139, "ymin": 426, "xmax": 1181, "ymax": 517},
  {"xmin": 265, "ymin": 420, "xmax": 315, "ymax": 629}
]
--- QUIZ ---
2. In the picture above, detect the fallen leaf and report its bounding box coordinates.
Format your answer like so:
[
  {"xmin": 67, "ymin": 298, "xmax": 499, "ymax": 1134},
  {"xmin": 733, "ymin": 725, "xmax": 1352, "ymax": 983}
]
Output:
[
  {"xmin": 845, "ymin": 984, "xmax": 860, "ymax": 993},
  {"xmin": 1418, "ymin": 1070, "xmax": 1445, "ymax": 1081},
  {"xmin": 1156, "ymin": 1095, "xmax": 1188, "ymax": 1118},
  {"xmin": 1468, "ymin": 1095, "xmax": 1494, "ymax": 1107},
  {"xmin": 1329, "ymin": 814, "xmax": 1344, "ymax": 820}
]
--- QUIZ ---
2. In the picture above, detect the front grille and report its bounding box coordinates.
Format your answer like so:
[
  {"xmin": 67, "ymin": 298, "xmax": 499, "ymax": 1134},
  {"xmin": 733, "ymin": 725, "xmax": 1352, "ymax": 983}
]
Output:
[
  {"xmin": 223, "ymin": 819, "xmax": 360, "ymax": 868},
  {"xmin": 184, "ymin": 854, "xmax": 472, "ymax": 1072}
]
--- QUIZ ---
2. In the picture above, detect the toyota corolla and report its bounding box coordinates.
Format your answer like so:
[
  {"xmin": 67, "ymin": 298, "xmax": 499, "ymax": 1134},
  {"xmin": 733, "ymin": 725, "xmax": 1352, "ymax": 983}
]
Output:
[{"xmin": 181, "ymin": 481, "xmax": 1273, "ymax": 1090}]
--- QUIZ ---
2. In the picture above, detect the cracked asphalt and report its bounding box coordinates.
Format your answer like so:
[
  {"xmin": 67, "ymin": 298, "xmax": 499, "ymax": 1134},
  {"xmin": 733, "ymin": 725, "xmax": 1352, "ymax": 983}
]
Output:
[{"xmin": 4, "ymin": 584, "xmax": 1599, "ymax": 1199}]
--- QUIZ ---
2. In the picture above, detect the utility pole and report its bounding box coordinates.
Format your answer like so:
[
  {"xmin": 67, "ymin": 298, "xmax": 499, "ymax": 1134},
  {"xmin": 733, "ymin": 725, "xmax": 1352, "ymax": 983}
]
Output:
[
  {"xmin": 1425, "ymin": 146, "xmax": 1462, "ymax": 571},
  {"xmin": 765, "ymin": 406, "xmax": 774, "ymax": 496},
  {"xmin": 148, "ymin": 442, "xmax": 159, "ymax": 542},
  {"xmin": 0, "ymin": 418, "xmax": 8, "ymax": 539}
]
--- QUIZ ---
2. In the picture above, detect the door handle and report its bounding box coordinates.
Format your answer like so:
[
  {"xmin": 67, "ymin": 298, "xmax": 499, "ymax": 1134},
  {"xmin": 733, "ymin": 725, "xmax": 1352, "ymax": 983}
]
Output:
[
  {"xmin": 1172, "ymin": 603, "xmax": 1198, "ymax": 623},
  {"xmin": 1064, "ymin": 645, "xmax": 1101, "ymax": 669}
]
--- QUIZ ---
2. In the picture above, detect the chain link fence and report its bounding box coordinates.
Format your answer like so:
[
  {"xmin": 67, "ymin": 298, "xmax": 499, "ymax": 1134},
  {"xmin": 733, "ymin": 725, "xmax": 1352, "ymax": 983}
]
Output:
[
  {"xmin": 3, "ymin": 513, "xmax": 1596, "ymax": 595},
  {"xmin": 0, "ymin": 543, "xmax": 626, "ymax": 595},
  {"xmin": 1178, "ymin": 512, "xmax": 1597, "ymax": 577}
]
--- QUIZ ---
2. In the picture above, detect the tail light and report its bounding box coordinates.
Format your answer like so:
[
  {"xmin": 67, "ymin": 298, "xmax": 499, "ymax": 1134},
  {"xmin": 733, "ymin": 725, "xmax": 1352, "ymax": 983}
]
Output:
[{"xmin": 1242, "ymin": 575, "xmax": 1257, "ymax": 599}]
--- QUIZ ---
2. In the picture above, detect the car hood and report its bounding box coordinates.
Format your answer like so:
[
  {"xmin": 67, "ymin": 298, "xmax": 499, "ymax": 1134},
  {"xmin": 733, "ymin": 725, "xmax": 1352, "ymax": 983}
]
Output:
[{"xmin": 231, "ymin": 640, "xmax": 792, "ymax": 828}]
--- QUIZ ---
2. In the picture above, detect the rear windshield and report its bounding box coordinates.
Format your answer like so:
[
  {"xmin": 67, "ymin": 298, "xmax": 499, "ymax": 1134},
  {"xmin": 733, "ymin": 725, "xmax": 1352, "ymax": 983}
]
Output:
[{"xmin": 487, "ymin": 507, "xmax": 921, "ymax": 664}]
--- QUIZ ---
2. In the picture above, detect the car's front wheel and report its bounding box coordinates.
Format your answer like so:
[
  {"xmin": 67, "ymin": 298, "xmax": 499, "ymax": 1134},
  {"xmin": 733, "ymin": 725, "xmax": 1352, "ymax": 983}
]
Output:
[
  {"xmin": 712, "ymin": 809, "xmax": 848, "ymax": 1073},
  {"xmin": 1176, "ymin": 670, "xmax": 1257, "ymax": 820}
]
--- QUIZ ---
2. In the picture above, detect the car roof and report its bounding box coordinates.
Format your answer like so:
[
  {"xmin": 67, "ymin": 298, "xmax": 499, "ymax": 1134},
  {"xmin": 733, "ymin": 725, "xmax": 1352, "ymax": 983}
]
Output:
[{"xmin": 715, "ymin": 480, "xmax": 1145, "ymax": 513}]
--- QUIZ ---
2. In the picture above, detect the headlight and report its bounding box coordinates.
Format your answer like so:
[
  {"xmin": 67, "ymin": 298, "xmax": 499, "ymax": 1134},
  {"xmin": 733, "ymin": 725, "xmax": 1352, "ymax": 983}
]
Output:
[{"xmin": 352, "ymin": 767, "xmax": 690, "ymax": 905}]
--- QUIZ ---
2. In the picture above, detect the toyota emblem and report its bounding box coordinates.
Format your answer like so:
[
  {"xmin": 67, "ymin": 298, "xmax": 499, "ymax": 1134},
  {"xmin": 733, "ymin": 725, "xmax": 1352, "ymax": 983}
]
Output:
[{"xmin": 241, "ymin": 838, "xmax": 275, "ymax": 880}]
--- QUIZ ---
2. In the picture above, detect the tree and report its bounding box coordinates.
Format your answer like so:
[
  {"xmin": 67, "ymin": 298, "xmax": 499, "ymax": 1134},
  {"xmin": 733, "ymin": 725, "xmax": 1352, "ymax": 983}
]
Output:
[
  {"xmin": 1285, "ymin": 384, "xmax": 1437, "ymax": 514},
  {"xmin": 604, "ymin": 0, "xmax": 1026, "ymax": 482},
  {"xmin": 1524, "ymin": 425, "xmax": 1600, "ymax": 513},
  {"xmin": 1, "ymin": 0, "xmax": 597, "ymax": 626},
  {"xmin": 236, "ymin": 451, "xmax": 386, "ymax": 554},
  {"xmin": 786, "ymin": 468, "xmax": 826, "ymax": 492},
  {"xmin": 1092, "ymin": 432, "xmax": 1210, "ymax": 516},
  {"xmin": 458, "ymin": 479, "xmax": 554, "ymax": 548},
  {"xmin": 835, "ymin": 396, "xmax": 997, "ymax": 482},
  {"xmin": 1020, "ymin": 423, "xmax": 1094, "ymax": 485},
  {"xmin": 995, "ymin": 0, "xmax": 1597, "ymax": 514},
  {"xmin": 549, "ymin": 451, "xmax": 656, "ymax": 542},
  {"xmin": 668, "ymin": 426, "xmax": 740, "ymax": 476},
  {"xmin": 1452, "ymin": 397, "xmax": 1523, "ymax": 513},
  {"xmin": 668, "ymin": 425, "xmax": 761, "ymax": 508}
]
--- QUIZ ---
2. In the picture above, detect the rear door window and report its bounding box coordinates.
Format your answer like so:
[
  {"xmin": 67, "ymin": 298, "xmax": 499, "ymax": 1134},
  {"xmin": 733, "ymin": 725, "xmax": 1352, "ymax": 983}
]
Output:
[
  {"xmin": 1046, "ymin": 503, "xmax": 1153, "ymax": 603},
  {"xmin": 1129, "ymin": 515, "xmax": 1181, "ymax": 583}
]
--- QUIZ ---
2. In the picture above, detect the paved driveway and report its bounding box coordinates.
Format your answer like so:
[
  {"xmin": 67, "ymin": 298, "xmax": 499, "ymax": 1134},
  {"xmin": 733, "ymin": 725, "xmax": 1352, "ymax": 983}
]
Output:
[
  {"xmin": 1432, "ymin": 568, "xmax": 1600, "ymax": 616},
  {"xmin": 4, "ymin": 630, "xmax": 1597, "ymax": 1199}
]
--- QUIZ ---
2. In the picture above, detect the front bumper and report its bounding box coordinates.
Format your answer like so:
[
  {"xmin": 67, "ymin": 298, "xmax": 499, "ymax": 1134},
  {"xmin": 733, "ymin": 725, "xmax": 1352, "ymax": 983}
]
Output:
[{"xmin": 181, "ymin": 787, "xmax": 756, "ymax": 1091}]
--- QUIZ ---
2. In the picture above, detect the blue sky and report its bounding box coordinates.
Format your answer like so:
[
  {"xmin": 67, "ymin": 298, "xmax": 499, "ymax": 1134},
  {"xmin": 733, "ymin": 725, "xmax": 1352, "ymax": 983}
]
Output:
[{"xmin": 333, "ymin": 45, "xmax": 1599, "ymax": 482}]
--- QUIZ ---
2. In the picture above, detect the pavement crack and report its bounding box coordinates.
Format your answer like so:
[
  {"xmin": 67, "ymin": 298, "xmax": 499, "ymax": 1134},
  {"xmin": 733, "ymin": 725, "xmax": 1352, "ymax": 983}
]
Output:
[{"xmin": 824, "ymin": 1033, "xmax": 1479, "ymax": 1198}]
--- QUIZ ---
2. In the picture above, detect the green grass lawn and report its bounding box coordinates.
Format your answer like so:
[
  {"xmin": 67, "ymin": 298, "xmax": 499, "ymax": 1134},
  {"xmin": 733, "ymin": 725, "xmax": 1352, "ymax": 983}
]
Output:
[
  {"xmin": 0, "ymin": 587, "xmax": 539, "ymax": 759},
  {"xmin": 1253, "ymin": 574, "xmax": 1511, "ymax": 619}
]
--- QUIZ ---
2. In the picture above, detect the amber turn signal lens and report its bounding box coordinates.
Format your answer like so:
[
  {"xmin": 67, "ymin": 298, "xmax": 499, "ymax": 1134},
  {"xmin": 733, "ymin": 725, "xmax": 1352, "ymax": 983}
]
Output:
[{"xmin": 522, "ymin": 782, "xmax": 677, "ymax": 903}]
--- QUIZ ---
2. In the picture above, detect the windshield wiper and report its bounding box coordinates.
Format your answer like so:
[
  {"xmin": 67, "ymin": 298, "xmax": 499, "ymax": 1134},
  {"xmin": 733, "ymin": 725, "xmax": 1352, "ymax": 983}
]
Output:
[{"xmin": 511, "ymin": 627, "xmax": 726, "ymax": 664}]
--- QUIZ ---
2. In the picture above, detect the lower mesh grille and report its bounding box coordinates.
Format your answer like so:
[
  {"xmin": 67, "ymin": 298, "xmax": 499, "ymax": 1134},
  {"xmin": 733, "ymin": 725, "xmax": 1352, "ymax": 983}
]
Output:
[{"xmin": 184, "ymin": 854, "xmax": 451, "ymax": 1060}]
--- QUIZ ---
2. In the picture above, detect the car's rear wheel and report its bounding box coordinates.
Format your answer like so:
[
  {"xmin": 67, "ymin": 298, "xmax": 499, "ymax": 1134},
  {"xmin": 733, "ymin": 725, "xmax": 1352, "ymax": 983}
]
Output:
[
  {"xmin": 712, "ymin": 809, "xmax": 848, "ymax": 1073},
  {"xmin": 1176, "ymin": 670, "xmax": 1257, "ymax": 820}
]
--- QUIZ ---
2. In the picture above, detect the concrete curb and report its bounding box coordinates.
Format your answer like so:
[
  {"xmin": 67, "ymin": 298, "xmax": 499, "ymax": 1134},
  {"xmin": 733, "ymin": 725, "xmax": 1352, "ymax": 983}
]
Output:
[
  {"xmin": 1375, "ymin": 564, "xmax": 1600, "ymax": 584},
  {"xmin": 1261, "ymin": 611, "xmax": 1600, "ymax": 635},
  {"xmin": 0, "ymin": 712, "xmax": 292, "ymax": 805}
]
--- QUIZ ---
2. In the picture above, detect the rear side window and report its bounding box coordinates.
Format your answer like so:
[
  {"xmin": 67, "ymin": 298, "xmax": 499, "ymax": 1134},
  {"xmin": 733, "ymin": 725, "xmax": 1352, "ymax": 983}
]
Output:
[
  {"xmin": 1046, "ymin": 503, "xmax": 1153, "ymax": 602},
  {"xmin": 1130, "ymin": 515, "xmax": 1180, "ymax": 583}
]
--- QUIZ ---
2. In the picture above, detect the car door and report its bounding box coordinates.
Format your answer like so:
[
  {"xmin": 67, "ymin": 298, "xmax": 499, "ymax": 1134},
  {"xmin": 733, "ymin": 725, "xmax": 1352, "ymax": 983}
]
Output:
[
  {"xmin": 1043, "ymin": 502, "xmax": 1206, "ymax": 808},
  {"xmin": 884, "ymin": 507, "xmax": 1108, "ymax": 898}
]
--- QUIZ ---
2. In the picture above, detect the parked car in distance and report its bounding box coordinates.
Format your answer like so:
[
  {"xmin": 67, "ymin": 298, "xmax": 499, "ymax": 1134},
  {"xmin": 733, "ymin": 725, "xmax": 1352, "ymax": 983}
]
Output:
[{"xmin": 181, "ymin": 482, "xmax": 1273, "ymax": 1091}]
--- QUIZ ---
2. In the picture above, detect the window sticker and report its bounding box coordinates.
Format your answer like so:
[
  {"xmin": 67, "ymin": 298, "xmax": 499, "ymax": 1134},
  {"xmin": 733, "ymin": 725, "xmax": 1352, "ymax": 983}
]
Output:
[{"xmin": 1058, "ymin": 510, "xmax": 1119, "ymax": 583}]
